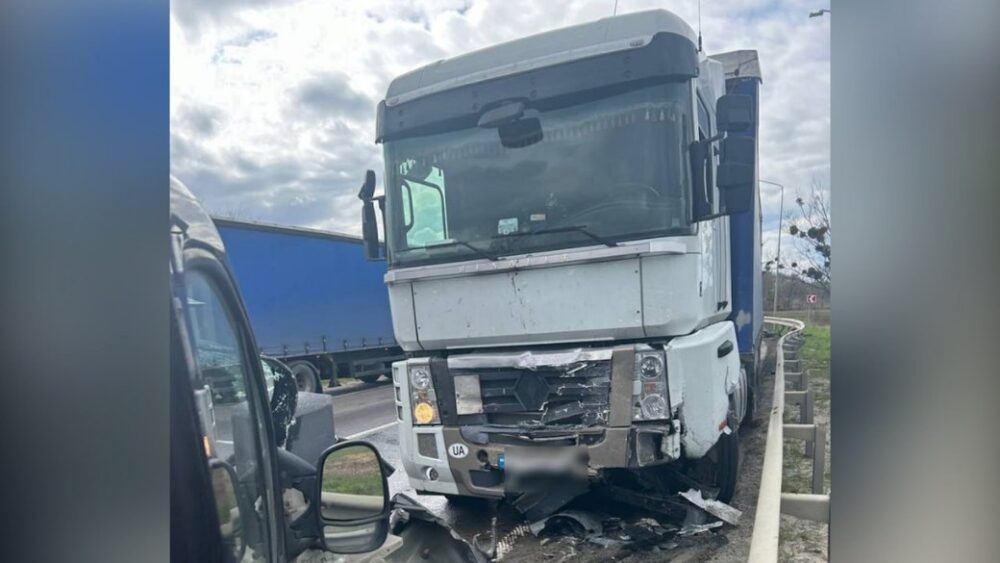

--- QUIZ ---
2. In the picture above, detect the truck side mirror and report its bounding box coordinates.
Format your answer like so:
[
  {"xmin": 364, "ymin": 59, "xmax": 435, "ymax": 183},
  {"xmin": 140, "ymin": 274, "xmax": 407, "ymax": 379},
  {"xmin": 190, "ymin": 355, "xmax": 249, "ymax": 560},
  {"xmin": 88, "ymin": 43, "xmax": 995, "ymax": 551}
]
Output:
[
  {"xmin": 716, "ymin": 136, "xmax": 755, "ymax": 215},
  {"xmin": 358, "ymin": 170, "xmax": 382, "ymax": 260},
  {"xmin": 315, "ymin": 441, "xmax": 391, "ymax": 554},
  {"xmin": 716, "ymin": 94, "xmax": 753, "ymax": 133}
]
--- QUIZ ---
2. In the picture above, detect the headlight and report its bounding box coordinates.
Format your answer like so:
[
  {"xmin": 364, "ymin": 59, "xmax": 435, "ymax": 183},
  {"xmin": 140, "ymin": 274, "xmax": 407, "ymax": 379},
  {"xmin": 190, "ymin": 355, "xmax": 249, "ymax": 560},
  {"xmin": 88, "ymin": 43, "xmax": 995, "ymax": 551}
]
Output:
[
  {"xmin": 407, "ymin": 363, "xmax": 439, "ymax": 425},
  {"xmin": 640, "ymin": 394, "xmax": 668, "ymax": 419},
  {"xmin": 638, "ymin": 355, "xmax": 664, "ymax": 380},
  {"xmin": 410, "ymin": 367, "xmax": 432, "ymax": 390},
  {"xmin": 633, "ymin": 350, "xmax": 670, "ymax": 421}
]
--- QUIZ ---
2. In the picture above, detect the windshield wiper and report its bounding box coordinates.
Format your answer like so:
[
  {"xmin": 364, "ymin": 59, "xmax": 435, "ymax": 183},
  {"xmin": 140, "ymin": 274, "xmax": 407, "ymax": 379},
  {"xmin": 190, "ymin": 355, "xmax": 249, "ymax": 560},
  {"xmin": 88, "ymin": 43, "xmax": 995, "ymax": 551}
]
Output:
[
  {"xmin": 494, "ymin": 225, "xmax": 618, "ymax": 248},
  {"xmin": 423, "ymin": 239, "xmax": 499, "ymax": 261}
]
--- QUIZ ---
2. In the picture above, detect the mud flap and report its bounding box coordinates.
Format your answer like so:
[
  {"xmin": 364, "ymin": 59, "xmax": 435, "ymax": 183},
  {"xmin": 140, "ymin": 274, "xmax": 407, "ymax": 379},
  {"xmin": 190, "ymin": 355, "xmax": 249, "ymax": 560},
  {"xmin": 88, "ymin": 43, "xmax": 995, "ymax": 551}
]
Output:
[{"xmin": 387, "ymin": 493, "xmax": 488, "ymax": 563}]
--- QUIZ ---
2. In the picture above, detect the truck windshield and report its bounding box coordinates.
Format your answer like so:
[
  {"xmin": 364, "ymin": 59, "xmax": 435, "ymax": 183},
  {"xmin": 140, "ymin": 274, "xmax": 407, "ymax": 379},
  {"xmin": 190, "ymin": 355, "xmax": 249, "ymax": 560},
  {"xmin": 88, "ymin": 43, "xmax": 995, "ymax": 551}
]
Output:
[{"xmin": 383, "ymin": 81, "xmax": 694, "ymax": 267}]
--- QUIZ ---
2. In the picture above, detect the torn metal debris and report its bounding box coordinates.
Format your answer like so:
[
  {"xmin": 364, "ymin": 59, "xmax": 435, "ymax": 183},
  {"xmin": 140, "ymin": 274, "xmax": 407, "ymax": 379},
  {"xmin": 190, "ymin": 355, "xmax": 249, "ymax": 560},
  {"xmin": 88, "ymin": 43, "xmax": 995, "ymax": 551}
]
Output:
[
  {"xmin": 386, "ymin": 493, "xmax": 488, "ymax": 563},
  {"xmin": 677, "ymin": 521, "xmax": 724, "ymax": 537},
  {"xmin": 679, "ymin": 488, "xmax": 742, "ymax": 526}
]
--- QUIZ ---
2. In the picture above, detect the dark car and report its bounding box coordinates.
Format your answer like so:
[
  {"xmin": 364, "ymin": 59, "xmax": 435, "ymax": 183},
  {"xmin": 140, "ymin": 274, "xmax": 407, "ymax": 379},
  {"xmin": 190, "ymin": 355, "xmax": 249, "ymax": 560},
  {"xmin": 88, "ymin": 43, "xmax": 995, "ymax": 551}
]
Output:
[{"xmin": 169, "ymin": 177, "xmax": 483, "ymax": 562}]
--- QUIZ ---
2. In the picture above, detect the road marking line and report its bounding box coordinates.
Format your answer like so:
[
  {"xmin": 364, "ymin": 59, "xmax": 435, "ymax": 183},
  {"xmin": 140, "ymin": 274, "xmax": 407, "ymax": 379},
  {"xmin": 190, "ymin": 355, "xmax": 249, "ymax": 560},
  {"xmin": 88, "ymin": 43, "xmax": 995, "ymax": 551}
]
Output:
[{"xmin": 346, "ymin": 420, "xmax": 398, "ymax": 440}]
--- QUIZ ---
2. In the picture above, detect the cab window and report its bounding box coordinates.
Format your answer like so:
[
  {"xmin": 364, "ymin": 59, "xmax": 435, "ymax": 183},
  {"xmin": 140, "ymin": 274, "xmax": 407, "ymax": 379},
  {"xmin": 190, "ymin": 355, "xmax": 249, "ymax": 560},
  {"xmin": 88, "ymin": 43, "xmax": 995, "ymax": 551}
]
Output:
[
  {"xmin": 697, "ymin": 93, "xmax": 716, "ymax": 210},
  {"xmin": 400, "ymin": 161, "xmax": 448, "ymax": 247},
  {"xmin": 186, "ymin": 269, "xmax": 274, "ymax": 561}
]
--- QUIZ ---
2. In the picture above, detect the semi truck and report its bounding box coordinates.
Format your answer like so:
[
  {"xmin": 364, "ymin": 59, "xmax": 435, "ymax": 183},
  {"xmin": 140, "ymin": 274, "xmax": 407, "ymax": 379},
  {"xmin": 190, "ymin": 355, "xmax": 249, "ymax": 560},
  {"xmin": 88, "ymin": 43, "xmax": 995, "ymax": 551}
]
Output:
[
  {"xmin": 357, "ymin": 9, "xmax": 764, "ymax": 512},
  {"xmin": 214, "ymin": 218, "xmax": 403, "ymax": 392}
]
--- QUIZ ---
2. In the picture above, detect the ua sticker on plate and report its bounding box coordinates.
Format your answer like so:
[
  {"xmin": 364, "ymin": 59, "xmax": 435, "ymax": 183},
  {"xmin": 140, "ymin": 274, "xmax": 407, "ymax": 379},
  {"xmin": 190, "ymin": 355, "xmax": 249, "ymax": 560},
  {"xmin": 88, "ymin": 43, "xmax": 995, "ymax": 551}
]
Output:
[{"xmin": 448, "ymin": 443, "xmax": 469, "ymax": 459}]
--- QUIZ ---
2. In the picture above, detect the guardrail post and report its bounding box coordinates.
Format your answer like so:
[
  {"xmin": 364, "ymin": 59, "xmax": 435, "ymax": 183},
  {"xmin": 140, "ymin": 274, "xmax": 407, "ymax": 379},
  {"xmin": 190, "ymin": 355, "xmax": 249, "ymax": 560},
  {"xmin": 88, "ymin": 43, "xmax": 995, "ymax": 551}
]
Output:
[
  {"xmin": 813, "ymin": 423, "xmax": 826, "ymax": 494},
  {"xmin": 780, "ymin": 493, "xmax": 830, "ymax": 523},
  {"xmin": 803, "ymin": 391, "xmax": 815, "ymax": 456}
]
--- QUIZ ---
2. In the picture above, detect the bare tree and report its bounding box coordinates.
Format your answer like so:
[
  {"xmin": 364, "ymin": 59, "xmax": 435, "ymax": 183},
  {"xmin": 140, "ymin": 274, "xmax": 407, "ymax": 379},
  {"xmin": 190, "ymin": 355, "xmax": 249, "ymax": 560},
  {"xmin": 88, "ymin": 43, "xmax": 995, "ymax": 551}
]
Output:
[{"xmin": 787, "ymin": 181, "xmax": 831, "ymax": 290}]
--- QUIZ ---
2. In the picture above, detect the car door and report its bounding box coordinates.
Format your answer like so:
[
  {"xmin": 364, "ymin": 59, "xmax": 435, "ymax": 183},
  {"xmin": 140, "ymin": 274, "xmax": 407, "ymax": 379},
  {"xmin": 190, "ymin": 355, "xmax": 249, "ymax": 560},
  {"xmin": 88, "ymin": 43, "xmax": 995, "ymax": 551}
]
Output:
[{"xmin": 180, "ymin": 250, "xmax": 285, "ymax": 562}]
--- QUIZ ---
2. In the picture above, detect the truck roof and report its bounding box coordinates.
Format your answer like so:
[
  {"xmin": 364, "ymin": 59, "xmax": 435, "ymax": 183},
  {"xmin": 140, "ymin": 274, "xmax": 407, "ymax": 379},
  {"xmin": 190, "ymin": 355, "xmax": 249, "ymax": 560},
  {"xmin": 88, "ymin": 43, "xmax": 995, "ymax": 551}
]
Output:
[
  {"xmin": 211, "ymin": 217, "xmax": 363, "ymax": 245},
  {"xmin": 708, "ymin": 50, "xmax": 762, "ymax": 82},
  {"xmin": 384, "ymin": 9, "xmax": 697, "ymax": 105}
]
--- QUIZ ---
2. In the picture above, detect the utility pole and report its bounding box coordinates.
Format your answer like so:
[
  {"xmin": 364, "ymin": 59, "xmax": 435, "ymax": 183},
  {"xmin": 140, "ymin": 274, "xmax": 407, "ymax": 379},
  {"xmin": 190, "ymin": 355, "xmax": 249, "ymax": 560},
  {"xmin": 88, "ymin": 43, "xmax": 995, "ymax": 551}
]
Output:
[{"xmin": 760, "ymin": 180, "xmax": 785, "ymax": 314}]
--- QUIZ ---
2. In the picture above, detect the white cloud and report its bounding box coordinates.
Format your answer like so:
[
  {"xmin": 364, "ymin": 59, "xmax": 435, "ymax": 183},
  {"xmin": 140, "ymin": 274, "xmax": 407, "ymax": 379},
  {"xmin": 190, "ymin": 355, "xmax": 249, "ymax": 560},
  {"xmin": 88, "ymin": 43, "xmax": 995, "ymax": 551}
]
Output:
[{"xmin": 171, "ymin": 0, "xmax": 829, "ymax": 237}]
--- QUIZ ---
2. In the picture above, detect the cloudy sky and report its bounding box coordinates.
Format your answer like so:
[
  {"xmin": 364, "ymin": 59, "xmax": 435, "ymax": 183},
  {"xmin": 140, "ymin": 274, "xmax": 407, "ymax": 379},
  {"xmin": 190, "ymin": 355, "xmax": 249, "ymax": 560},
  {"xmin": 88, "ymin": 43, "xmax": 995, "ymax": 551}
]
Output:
[{"xmin": 170, "ymin": 0, "xmax": 829, "ymax": 263}]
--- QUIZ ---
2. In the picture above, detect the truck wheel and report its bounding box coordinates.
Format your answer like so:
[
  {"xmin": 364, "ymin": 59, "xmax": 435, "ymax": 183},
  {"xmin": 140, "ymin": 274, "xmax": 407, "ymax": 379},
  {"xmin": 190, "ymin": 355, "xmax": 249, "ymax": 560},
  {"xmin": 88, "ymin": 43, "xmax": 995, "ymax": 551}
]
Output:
[
  {"xmin": 357, "ymin": 374, "xmax": 380, "ymax": 384},
  {"xmin": 742, "ymin": 365, "xmax": 759, "ymax": 426},
  {"xmin": 686, "ymin": 400, "xmax": 741, "ymax": 503},
  {"xmin": 288, "ymin": 361, "xmax": 321, "ymax": 393},
  {"xmin": 711, "ymin": 429, "xmax": 740, "ymax": 503}
]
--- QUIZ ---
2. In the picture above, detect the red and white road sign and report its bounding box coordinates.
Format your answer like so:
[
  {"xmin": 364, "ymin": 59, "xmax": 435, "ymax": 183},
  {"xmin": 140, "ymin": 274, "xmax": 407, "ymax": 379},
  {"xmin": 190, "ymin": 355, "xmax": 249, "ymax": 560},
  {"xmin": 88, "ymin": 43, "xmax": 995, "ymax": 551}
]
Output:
[{"xmin": 806, "ymin": 294, "xmax": 818, "ymax": 304}]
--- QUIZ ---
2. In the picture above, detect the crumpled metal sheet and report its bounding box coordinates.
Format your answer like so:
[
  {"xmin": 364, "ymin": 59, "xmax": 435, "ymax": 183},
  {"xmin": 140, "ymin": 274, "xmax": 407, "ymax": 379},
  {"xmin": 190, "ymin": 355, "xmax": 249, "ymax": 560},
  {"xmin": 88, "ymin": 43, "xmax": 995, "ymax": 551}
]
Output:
[
  {"xmin": 386, "ymin": 493, "xmax": 489, "ymax": 563},
  {"xmin": 676, "ymin": 521, "xmax": 723, "ymax": 536},
  {"xmin": 678, "ymin": 489, "xmax": 742, "ymax": 526},
  {"xmin": 448, "ymin": 348, "xmax": 613, "ymax": 370}
]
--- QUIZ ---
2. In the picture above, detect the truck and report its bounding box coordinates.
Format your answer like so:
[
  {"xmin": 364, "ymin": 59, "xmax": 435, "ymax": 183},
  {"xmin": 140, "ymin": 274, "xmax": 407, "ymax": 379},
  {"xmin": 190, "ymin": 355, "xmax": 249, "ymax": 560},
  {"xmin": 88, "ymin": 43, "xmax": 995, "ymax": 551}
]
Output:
[
  {"xmin": 357, "ymin": 9, "xmax": 763, "ymax": 514},
  {"xmin": 214, "ymin": 218, "xmax": 403, "ymax": 392}
]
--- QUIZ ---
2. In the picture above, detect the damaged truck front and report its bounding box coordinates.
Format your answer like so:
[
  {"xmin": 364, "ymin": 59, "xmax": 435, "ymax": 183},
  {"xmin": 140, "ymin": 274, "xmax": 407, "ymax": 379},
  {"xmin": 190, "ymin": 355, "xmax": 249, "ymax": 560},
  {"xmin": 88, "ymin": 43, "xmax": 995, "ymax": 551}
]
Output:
[{"xmin": 358, "ymin": 9, "xmax": 764, "ymax": 515}]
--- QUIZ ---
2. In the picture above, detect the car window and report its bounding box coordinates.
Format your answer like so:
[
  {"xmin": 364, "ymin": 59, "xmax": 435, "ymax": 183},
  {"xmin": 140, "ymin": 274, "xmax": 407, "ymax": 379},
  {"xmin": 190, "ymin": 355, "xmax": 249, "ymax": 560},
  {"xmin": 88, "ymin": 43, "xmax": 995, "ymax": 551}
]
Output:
[{"xmin": 186, "ymin": 269, "xmax": 274, "ymax": 562}]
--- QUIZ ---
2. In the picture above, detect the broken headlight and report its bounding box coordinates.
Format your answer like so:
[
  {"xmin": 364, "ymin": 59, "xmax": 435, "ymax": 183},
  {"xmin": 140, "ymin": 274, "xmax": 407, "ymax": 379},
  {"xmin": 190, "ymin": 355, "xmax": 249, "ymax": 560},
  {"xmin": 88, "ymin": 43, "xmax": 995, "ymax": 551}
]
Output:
[
  {"xmin": 408, "ymin": 363, "xmax": 440, "ymax": 425},
  {"xmin": 633, "ymin": 350, "xmax": 669, "ymax": 421}
]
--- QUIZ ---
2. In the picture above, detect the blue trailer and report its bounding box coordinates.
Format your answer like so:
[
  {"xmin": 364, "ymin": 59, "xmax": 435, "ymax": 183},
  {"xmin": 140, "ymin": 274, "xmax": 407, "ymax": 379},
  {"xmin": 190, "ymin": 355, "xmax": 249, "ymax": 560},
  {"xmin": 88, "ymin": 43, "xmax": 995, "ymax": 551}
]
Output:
[
  {"xmin": 214, "ymin": 218, "xmax": 402, "ymax": 391},
  {"xmin": 713, "ymin": 50, "xmax": 766, "ymax": 415}
]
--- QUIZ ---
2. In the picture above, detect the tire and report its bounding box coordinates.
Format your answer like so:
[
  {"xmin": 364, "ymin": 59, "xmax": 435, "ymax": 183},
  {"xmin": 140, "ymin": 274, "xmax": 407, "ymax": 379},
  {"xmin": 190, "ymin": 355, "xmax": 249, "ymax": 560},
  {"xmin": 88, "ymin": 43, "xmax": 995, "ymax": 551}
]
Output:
[
  {"xmin": 357, "ymin": 374, "xmax": 380, "ymax": 384},
  {"xmin": 685, "ymin": 398, "xmax": 742, "ymax": 503},
  {"xmin": 712, "ymin": 428, "xmax": 741, "ymax": 503},
  {"xmin": 742, "ymin": 365, "xmax": 759, "ymax": 426},
  {"xmin": 287, "ymin": 360, "xmax": 320, "ymax": 393}
]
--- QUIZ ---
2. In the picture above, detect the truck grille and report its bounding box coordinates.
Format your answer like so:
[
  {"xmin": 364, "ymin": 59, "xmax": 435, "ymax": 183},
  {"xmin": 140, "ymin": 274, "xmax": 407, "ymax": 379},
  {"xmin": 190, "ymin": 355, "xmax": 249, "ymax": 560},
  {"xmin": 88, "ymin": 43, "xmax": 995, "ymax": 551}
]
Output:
[{"xmin": 454, "ymin": 362, "xmax": 611, "ymax": 427}]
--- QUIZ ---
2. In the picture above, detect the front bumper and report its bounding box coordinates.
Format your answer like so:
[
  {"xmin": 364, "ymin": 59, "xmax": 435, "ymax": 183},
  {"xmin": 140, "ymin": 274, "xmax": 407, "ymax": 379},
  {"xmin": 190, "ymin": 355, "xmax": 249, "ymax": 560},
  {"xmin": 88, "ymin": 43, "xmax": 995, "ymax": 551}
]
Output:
[
  {"xmin": 392, "ymin": 344, "xmax": 681, "ymax": 497},
  {"xmin": 402, "ymin": 423, "xmax": 679, "ymax": 498}
]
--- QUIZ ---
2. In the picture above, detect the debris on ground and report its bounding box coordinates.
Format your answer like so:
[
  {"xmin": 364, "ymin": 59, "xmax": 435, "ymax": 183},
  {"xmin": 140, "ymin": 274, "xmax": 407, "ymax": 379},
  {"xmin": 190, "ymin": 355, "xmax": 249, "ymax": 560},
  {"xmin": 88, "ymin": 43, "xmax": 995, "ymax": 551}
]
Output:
[
  {"xmin": 529, "ymin": 510, "xmax": 603, "ymax": 537},
  {"xmin": 678, "ymin": 489, "xmax": 743, "ymax": 526},
  {"xmin": 677, "ymin": 521, "xmax": 724, "ymax": 537},
  {"xmin": 492, "ymin": 523, "xmax": 531, "ymax": 561},
  {"xmin": 388, "ymin": 493, "xmax": 489, "ymax": 562}
]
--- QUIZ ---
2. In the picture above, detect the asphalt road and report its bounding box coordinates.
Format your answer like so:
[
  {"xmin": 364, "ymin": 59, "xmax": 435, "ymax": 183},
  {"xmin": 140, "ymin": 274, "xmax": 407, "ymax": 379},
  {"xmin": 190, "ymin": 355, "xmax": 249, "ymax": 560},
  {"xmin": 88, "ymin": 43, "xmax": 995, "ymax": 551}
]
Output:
[{"xmin": 328, "ymin": 382, "xmax": 397, "ymax": 438}]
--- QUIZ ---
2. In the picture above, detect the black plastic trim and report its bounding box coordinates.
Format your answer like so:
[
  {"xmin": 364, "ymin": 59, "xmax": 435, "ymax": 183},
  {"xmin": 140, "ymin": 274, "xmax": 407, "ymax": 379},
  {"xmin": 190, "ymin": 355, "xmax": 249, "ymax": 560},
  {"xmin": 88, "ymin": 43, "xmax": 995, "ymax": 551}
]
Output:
[{"xmin": 376, "ymin": 31, "xmax": 698, "ymax": 142}]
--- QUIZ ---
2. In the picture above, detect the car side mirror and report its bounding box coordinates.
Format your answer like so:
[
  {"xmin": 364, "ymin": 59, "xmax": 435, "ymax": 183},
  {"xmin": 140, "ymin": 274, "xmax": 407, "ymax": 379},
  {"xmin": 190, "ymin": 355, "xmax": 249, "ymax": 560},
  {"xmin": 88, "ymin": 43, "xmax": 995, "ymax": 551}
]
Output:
[
  {"xmin": 716, "ymin": 136, "xmax": 755, "ymax": 215},
  {"xmin": 357, "ymin": 170, "xmax": 382, "ymax": 260},
  {"xmin": 315, "ymin": 441, "xmax": 391, "ymax": 554},
  {"xmin": 209, "ymin": 459, "xmax": 248, "ymax": 562},
  {"xmin": 716, "ymin": 94, "xmax": 753, "ymax": 133}
]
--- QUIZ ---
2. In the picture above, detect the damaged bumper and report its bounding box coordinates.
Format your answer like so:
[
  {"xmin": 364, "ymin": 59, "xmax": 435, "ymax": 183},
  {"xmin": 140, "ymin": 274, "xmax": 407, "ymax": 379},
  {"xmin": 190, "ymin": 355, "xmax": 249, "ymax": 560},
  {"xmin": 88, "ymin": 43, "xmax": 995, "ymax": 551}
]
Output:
[
  {"xmin": 394, "ymin": 344, "xmax": 682, "ymax": 499},
  {"xmin": 393, "ymin": 322, "xmax": 740, "ymax": 500}
]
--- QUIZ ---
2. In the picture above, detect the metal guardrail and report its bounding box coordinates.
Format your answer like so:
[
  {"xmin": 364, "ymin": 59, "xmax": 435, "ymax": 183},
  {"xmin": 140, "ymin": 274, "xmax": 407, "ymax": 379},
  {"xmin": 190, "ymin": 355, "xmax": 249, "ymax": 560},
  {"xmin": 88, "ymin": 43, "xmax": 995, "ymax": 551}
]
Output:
[{"xmin": 748, "ymin": 317, "xmax": 830, "ymax": 562}]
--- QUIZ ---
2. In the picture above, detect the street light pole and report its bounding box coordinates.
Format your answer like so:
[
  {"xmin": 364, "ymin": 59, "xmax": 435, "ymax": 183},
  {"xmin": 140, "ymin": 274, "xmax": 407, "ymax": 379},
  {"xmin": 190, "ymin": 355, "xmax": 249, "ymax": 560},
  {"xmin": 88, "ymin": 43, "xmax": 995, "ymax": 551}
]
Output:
[{"xmin": 760, "ymin": 180, "xmax": 785, "ymax": 314}]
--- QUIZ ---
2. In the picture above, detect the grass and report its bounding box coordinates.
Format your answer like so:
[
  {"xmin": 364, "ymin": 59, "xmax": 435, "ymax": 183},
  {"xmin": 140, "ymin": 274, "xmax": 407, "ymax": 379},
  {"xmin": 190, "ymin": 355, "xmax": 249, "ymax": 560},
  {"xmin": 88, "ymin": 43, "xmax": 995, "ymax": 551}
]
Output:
[
  {"xmin": 321, "ymin": 448, "xmax": 384, "ymax": 496},
  {"xmin": 322, "ymin": 473, "xmax": 384, "ymax": 496}
]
